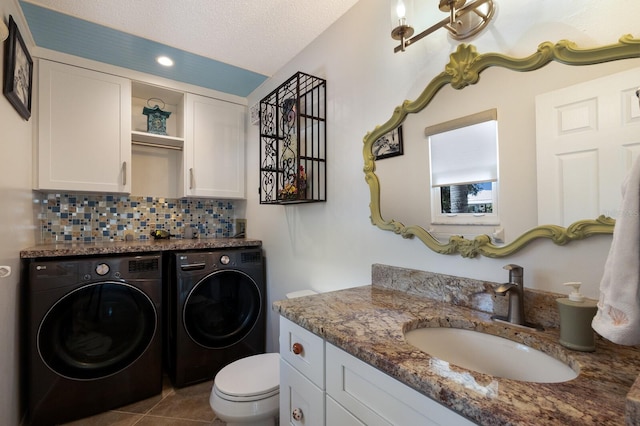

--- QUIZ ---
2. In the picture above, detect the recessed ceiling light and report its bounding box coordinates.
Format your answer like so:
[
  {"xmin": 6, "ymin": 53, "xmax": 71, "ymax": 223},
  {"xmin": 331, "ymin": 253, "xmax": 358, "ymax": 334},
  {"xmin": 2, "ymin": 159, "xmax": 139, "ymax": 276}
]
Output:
[{"xmin": 157, "ymin": 56, "xmax": 174, "ymax": 67}]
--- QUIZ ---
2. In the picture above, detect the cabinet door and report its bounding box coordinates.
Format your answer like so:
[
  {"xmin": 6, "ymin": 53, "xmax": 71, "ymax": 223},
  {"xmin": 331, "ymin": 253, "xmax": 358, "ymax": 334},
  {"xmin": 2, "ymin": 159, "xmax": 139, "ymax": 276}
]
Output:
[
  {"xmin": 37, "ymin": 60, "xmax": 131, "ymax": 192},
  {"xmin": 326, "ymin": 396, "xmax": 365, "ymax": 426},
  {"xmin": 280, "ymin": 359, "xmax": 324, "ymax": 426},
  {"xmin": 326, "ymin": 344, "xmax": 475, "ymax": 426},
  {"xmin": 184, "ymin": 94, "xmax": 245, "ymax": 198}
]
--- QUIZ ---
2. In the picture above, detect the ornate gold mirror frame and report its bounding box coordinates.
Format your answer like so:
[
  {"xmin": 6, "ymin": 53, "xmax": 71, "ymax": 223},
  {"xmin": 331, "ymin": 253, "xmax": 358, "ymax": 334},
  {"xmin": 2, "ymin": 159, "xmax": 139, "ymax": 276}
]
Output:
[{"xmin": 363, "ymin": 35, "xmax": 640, "ymax": 258}]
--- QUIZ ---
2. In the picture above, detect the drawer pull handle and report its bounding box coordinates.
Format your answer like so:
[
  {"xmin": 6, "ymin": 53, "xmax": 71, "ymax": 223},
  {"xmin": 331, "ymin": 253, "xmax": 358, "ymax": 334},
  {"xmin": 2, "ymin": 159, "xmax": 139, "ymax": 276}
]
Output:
[
  {"xmin": 292, "ymin": 407, "xmax": 303, "ymax": 421},
  {"xmin": 292, "ymin": 342, "xmax": 303, "ymax": 355}
]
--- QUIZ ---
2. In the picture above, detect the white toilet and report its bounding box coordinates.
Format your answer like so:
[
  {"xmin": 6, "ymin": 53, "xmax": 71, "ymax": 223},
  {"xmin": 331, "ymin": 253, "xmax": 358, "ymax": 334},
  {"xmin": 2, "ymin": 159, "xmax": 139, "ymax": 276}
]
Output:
[
  {"xmin": 210, "ymin": 290, "xmax": 316, "ymax": 426},
  {"xmin": 210, "ymin": 352, "xmax": 280, "ymax": 426}
]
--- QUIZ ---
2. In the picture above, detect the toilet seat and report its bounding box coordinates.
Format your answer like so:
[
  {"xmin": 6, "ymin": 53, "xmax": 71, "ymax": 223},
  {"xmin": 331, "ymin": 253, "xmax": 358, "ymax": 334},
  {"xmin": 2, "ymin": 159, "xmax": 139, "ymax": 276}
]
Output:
[{"xmin": 214, "ymin": 353, "xmax": 280, "ymax": 402}]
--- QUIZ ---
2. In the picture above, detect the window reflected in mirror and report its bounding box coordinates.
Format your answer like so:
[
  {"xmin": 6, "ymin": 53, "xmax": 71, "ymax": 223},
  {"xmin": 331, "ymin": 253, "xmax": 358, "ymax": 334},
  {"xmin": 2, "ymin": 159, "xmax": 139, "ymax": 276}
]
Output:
[{"xmin": 427, "ymin": 109, "xmax": 499, "ymax": 226}]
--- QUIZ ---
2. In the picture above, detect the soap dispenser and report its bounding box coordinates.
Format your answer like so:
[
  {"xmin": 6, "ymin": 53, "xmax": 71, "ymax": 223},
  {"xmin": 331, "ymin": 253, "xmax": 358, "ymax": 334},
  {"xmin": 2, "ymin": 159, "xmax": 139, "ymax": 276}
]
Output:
[{"xmin": 556, "ymin": 282, "xmax": 598, "ymax": 352}]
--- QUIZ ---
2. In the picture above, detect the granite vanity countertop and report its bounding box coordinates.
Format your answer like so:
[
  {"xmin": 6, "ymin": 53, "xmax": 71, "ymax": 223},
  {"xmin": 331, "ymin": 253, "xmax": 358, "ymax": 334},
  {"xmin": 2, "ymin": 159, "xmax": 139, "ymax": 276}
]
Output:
[
  {"xmin": 20, "ymin": 238, "xmax": 262, "ymax": 258},
  {"xmin": 273, "ymin": 285, "xmax": 640, "ymax": 426}
]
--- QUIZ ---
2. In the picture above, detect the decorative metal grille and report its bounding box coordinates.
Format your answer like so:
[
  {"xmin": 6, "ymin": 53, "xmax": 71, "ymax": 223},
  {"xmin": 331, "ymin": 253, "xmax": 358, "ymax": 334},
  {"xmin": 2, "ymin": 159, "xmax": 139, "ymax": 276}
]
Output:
[{"xmin": 259, "ymin": 72, "xmax": 326, "ymax": 204}]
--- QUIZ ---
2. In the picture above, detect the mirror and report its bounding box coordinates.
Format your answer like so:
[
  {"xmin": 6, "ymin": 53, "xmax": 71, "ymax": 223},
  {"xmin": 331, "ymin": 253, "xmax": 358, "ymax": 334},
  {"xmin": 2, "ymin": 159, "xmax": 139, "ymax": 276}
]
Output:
[{"xmin": 363, "ymin": 35, "xmax": 640, "ymax": 258}]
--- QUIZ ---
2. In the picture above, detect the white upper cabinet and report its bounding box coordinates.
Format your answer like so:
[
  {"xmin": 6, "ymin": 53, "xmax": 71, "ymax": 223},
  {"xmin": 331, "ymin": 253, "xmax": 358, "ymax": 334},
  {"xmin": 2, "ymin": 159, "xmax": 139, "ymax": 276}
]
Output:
[
  {"xmin": 35, "ymin": 59, "xmax": 246, "ymax": 198},
  {"xmin": 36, "ymin": 60, "xmax": 131, "ymax": 193},
  {"xmin": 184, "ymin": 93, "xmax": 246, "ymax": 199}
]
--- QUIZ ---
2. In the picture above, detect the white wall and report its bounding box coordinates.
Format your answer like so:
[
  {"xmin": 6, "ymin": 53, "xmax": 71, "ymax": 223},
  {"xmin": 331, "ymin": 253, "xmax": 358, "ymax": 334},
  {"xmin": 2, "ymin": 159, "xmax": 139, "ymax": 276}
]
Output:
[
  {"xmin": 0, "ymin": 1, "xmax": 36, "ymax": 424},
  {"xmin": 246, "ymin": 0, "xmax": 640, "ymax": 352}
]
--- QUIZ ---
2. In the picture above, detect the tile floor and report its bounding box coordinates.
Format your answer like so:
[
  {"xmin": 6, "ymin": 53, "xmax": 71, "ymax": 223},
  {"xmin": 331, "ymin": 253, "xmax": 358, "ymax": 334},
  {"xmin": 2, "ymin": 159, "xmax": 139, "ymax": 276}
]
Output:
[{"xmin": 61, "ymin": 377, "xmax": 226, "ymax": 425}]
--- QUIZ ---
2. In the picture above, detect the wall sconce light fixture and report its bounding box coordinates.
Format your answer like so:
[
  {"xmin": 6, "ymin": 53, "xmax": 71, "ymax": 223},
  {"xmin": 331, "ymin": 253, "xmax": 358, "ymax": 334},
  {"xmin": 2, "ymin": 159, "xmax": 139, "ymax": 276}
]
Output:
[{"xmin": 391, "ymin": 0, "xmax": 495, "ymax": 53}]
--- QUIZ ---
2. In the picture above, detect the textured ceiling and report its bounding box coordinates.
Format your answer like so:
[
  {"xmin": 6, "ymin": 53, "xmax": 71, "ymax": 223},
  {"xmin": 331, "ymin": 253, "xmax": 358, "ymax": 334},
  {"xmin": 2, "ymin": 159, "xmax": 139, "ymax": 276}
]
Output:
[{"xmin": 20, "ymin": 0, "xmax": 359, "ymax": 96}]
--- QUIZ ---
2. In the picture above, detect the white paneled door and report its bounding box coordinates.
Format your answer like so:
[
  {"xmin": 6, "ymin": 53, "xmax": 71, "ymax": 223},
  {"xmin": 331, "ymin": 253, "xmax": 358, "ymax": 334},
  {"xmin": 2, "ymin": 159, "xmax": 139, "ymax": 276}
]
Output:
[{"xmin": 536, "ymin": 66, "xmax": 640, "ymax": 226}]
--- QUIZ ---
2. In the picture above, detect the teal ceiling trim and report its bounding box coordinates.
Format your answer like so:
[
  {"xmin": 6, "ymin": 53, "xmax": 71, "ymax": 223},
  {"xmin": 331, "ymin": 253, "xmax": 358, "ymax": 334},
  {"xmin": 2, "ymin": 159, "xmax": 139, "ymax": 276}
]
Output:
[{"xmin": 20, "ymin": 2, "xmax": 268, "ymax": 97}]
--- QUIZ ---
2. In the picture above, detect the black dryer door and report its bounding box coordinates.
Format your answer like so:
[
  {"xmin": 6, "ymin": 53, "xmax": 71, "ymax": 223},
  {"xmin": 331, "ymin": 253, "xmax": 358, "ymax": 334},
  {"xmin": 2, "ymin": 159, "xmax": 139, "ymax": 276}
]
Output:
[
  {"xmin": 183, "ymin": 269, "xmax": 261, "ymax": 349},
  {"xmin": 38, "ymin": 281, "xmax": 157, "ymax": 380}
]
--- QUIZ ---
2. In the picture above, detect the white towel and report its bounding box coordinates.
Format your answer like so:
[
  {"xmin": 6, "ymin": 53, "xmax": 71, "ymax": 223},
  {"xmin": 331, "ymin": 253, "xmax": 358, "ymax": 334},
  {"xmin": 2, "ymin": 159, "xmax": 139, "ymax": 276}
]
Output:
[{"xmin": 592, "ymin": 156, "xmax": 640, "ymax": 345}]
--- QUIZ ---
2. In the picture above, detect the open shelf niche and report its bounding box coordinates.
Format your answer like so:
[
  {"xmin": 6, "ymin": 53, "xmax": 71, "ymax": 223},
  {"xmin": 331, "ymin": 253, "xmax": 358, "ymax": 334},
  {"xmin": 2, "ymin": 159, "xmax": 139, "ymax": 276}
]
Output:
[{"xmin": 131, "ymin": 82, "xmax": 185, "ymax": 198}]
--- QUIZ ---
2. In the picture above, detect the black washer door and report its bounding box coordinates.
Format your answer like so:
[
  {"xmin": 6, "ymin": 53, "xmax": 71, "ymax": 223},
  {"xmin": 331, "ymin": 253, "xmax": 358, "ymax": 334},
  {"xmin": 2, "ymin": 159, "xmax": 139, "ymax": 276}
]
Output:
[
  {"xmin": 184, "ymin": 270, "xmax": 261, "ymax": 349},
  {"xmin": 38, "ymin": 282, "xmax": 157, "ymax": 380}
]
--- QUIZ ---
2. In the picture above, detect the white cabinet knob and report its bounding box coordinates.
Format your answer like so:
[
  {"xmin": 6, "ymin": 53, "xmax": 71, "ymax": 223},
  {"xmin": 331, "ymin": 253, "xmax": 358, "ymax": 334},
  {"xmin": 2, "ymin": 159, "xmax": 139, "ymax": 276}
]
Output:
[{"xmin": 292, "ymin": 407, "xmax": 303, "ymax": 421}]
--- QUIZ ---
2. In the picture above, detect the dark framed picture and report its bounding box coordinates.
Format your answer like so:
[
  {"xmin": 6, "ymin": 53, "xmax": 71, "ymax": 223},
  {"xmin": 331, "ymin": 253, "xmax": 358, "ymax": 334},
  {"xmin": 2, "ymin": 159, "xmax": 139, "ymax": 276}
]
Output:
[
  {"xmin": 373, "ymin": 126, "xmax": 404, "ymax": 160},
  {"xmin": 3, "ymin": 15, "xmax": 33, "ymax": 120}
]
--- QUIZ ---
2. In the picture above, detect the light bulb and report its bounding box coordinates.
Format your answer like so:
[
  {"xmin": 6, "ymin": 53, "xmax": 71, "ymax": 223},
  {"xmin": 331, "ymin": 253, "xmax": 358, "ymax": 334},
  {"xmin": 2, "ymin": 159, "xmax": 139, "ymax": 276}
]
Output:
[
  {"xmin": 396, "ymin": 0, "xmax": 406, "ymax": 19},
  {"xmin": 396, "ymin": 0, "xmax": 407, "ymax": 25}
]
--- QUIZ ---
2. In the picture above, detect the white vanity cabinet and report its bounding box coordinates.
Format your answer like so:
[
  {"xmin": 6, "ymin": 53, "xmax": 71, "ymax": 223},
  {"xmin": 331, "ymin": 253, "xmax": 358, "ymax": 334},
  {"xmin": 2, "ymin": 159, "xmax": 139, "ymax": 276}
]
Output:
[
  {"xmin": 184, "ymin": 94, "xmax": 245, "ymax": 198},
  {"xmin": 279, "ymin": 317, "xmax": 475, "ymax": 426},
  {"xmin": 36, "ymin": 60, "xmax": 131, "ymax": 193}
]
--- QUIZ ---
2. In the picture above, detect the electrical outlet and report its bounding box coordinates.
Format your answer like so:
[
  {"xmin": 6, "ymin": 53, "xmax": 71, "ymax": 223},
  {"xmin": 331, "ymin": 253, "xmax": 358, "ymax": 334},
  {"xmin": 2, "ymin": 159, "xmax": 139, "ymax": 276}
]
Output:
[
  {"xmin": 124, "ymin": 230, "xmax": 135, "ymax": 241},
  {"xmin": 234, "ymin": 219, "xmax": 247, "ymax": 237}
]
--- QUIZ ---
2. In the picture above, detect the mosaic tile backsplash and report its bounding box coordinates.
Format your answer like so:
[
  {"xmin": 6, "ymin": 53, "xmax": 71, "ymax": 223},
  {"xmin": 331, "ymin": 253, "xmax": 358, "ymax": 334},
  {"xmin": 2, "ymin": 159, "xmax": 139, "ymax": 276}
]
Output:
[{"xmin": 34, "ymin": 193, "xmax": 241, "ymax": 243}]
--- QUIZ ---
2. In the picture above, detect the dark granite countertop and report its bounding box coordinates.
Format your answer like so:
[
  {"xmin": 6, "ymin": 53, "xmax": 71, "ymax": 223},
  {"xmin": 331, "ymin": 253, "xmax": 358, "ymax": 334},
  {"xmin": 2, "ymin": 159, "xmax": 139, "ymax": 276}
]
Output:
[
  {"xmin": 20, "ymin": 238, "xmax": 262, "ymax": 258},
  {"xmin": 273, "ymin": 284, "xmax": 640, "ymax": 425}
]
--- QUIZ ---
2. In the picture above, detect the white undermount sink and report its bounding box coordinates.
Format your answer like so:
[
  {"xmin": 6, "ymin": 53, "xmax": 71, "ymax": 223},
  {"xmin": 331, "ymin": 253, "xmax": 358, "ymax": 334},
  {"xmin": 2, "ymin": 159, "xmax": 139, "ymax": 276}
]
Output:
[{"xmin": 405, "ymin": 327, "xmax": 578, "ymax": 383}]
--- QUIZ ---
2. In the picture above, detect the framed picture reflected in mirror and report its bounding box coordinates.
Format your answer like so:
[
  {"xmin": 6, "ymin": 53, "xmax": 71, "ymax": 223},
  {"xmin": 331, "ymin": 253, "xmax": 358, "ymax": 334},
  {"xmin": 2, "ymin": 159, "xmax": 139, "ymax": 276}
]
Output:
[{"xmin": 373, "ymin": 126, "xmax": 403, "ymax": 160}]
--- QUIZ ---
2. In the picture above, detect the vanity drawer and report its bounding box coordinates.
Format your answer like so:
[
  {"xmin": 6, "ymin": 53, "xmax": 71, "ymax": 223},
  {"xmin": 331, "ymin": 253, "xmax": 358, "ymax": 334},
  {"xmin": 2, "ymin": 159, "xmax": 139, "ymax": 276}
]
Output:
[{"xmin": 279, "ymin": 316, "xmax": 325, "ymax": 388}]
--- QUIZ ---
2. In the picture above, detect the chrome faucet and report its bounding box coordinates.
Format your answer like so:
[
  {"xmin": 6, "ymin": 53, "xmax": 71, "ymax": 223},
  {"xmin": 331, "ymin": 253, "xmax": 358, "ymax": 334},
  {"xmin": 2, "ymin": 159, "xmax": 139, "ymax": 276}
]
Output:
[{"xmin": 491, "ymin": 264, "xmax": 542, "ymax": 331}]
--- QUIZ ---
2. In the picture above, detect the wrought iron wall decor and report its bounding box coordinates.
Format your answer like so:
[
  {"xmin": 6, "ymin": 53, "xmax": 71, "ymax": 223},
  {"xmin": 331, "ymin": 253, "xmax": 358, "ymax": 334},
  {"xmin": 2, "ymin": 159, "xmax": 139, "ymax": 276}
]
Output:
[{"xmin": 260, "ymin": 72, "xmax": 326, "ymax": 204}]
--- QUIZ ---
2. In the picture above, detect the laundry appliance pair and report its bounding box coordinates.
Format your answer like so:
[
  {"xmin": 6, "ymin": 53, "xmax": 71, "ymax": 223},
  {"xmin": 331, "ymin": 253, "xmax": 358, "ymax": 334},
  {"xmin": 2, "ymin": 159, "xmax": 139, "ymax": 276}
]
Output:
[{"xmin": 24, "ymin": 247, "xmax": 266, "ymax": 424}]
